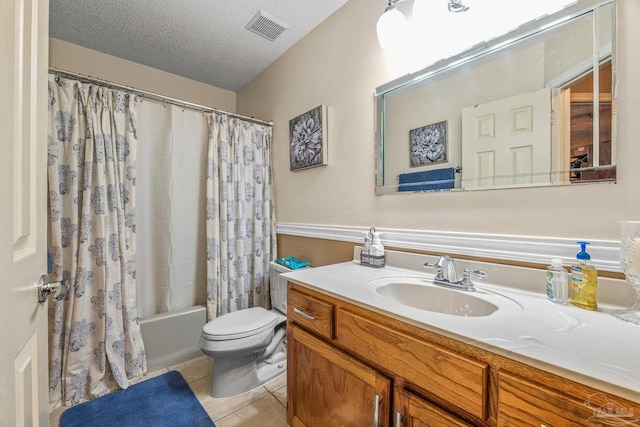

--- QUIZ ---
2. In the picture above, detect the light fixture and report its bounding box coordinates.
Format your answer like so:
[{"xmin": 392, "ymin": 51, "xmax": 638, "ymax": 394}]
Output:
[
  {"xmin": 377, "ymin": 0, "xmax": 470, "ymax": 49},
  {"xmin": 376, "ymin": 1, "xmax": 407, "ymax": 50}
]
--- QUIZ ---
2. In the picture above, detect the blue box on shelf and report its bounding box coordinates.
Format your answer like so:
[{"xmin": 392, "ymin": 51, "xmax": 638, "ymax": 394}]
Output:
[{"xmin": 275, "ymin": 256, "xmax": 311, "ymax": 270}]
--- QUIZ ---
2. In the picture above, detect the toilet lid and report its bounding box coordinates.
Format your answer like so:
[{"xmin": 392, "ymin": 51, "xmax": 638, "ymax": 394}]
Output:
[{"xmin": 202, "ymin": 307, "xmax": 279, "ymax": 341}]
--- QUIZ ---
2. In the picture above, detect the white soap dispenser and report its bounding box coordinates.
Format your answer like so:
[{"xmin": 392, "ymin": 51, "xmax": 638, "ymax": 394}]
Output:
[
  {"xmin": 361, "ymin": 232, "xmax": 371, "ymax": 256},
  {"xmin": 370, "ymin": 232, "xmax": 385, "ymax": 257},
  {"xmin": 546, "ymin": 258, "xmax": 568, "ymax": 304}
]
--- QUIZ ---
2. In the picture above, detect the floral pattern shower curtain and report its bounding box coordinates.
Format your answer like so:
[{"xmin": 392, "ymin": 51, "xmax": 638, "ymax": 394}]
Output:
[
  {"xmin": 47, "ymin": 75, "xmax": 146, "ymax": 409},
  {"xmin": 206, "ymin": 113, "xmax": 276, "ymax": 319}
]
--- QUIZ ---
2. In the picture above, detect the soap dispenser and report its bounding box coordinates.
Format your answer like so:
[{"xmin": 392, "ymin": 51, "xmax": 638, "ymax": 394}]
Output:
[
  {"xmin": 361, "ymin": 231, "xmax": 371, "ymax": 256},
  {"xmin": 370, "ymin": 232, "xmax": 385, "ymax": 257},
  {"xmin": 570, "ymin": 241, "xmax": 598, "ymax": 311},
  {"xmin": 546, "ymin": 258, "xmax": 568, "ymax": 304}
]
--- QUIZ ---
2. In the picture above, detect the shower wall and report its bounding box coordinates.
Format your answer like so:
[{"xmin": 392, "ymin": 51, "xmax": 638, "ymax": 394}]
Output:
[{"xmin": 137, "ymin": 102, "xmax": 209, "ymax": 317}]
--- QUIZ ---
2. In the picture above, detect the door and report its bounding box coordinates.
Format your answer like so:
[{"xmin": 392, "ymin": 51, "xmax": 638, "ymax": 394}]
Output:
[
  {"xmin": 461, "ymin": 88, "xmax": 551, "ymax": 189},
  {"xmin": 0, "ymin": 0, "xmax": 50, "ymax": 425},
  {"xmin": 288, "ymin": 325, "xmax": 391, "ymax": 427}
]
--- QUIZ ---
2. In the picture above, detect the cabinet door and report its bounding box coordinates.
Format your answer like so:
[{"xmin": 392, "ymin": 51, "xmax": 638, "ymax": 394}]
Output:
[
  {"xmin": 288, "ymin": 325, "xmax": 391, "ymax": 427},
  {"xmin": 394, "ymin": 388, "xmax": 473, "ymax": 427}
]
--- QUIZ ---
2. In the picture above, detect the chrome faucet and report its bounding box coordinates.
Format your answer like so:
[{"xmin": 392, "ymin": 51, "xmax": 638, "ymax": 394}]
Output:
[
  {"xmin": 426, "ymin": 255, "xmax": 458, "ymax": 283},
  {"xmin": 424, "ymin": 256, "xmax": 487, "ymax": 292}
]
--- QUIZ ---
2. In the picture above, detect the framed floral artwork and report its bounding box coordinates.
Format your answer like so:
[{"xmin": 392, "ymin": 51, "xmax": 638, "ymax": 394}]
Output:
[
  {"xmin": 289, "ymin": 105, "xmax": 328, "ymax": 171},
  {"xmin": 409, "ymin": 120, "xmax": 447, "ymax": 167}
]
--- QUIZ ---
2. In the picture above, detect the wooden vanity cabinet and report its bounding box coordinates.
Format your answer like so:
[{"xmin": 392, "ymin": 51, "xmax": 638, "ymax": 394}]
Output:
[{"xmin": 287, "ymin": 282, "xmax": 640, "ymax": 427}]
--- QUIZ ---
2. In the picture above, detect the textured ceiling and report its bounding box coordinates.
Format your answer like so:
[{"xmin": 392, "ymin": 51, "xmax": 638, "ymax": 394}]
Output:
[{"xmin": 49, "ymin": 0, "xmax": 349, "ymax": 92}]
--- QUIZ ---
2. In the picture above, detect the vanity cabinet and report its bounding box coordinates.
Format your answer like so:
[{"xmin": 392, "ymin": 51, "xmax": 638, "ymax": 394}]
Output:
[{"xmin": 287, "ymin": 282, "xmax": 640, "ymax": 427}]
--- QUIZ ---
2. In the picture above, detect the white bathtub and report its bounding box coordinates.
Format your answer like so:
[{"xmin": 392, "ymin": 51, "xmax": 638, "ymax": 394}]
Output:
[{"xmin": 139, "ymin": 305, "xmax": 206, "ymax": 372}]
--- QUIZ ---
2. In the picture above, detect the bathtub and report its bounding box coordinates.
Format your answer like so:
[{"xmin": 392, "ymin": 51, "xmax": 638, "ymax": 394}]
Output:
[{"xmin": 139, "ymin": 305, "xmax": 207, "ymax": 372}]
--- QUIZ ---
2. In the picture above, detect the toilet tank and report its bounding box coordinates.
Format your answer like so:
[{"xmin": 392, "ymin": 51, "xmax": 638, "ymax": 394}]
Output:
[{"xmin": 269, "ymin": 261, "xmax": 310, "ymax": 314}]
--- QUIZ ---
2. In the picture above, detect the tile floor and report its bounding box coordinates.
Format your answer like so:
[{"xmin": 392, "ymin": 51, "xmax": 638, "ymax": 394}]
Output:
[{"xmin": 49, "ymin": 355, "xmax": 289, "ymax": 427}]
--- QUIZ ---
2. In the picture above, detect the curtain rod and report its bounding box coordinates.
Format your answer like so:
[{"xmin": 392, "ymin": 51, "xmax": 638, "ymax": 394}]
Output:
[{"xmin": 48, "ymin": 67, "xmax": 273, "ymax": 127}]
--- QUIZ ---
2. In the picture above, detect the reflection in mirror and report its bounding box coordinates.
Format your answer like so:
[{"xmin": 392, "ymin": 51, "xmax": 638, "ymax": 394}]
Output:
[{"xmin": 375, "ymin": 0, "xmax": 616, "ymax": 194}]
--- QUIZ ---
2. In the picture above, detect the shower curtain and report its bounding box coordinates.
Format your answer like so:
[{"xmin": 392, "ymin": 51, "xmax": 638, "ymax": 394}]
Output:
[
  {"xmin": 47, "ymin": 75, "xmax": 146, "ymax": 409},
  {"xmin": 136, "ymin": 102, "xmax": 209, "ymax": 317},
  {"xmin": 206, "ymin": 113, "xmax": 276, "ymax": 319}
]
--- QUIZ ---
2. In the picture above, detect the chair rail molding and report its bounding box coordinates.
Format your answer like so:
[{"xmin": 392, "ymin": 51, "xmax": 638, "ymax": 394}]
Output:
[{"xmin": 275, "ymin": 222, "xmax": 621, "ymax": 272}]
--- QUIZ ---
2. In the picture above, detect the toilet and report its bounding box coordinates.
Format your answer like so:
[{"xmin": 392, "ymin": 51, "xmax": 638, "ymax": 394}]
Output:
[{"xmin": 199, "ymin": 261, "xmax": 304, "ymax": 398}]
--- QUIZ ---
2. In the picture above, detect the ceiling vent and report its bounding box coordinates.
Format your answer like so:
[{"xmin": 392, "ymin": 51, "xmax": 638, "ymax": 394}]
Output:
[{"xmin": 246, "ymin": 11, "xmax": 289, "ymax": 41}]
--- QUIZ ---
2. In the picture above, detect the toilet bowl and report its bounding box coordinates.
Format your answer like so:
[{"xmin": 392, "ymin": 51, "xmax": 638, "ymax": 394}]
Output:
[{"xmin": 199, "ymin": 261, "xmax": 305, "ymax": 398}]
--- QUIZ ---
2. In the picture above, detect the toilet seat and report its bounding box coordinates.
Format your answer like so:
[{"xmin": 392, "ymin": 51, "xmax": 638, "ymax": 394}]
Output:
[{"xmin": 202, "ymin": 307, "xmax": 279, "ymax": 341}]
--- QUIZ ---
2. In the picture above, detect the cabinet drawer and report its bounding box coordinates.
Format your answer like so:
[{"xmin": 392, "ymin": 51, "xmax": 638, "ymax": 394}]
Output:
[
  {"xmin": 336, "ymin": 309, "xmax": 488, "ymax": 420},
  {"xmin": 288, "ymin": 287, "xmax": 334, "ymax": 340},
  {"xmin": 498, "ymin": 371, "xmax": 629, "ymax": 426}
]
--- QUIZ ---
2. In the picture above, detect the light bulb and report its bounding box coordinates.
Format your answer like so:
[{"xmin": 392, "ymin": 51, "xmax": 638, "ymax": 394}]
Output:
[
  {"xmin": 376, "ymin": 6, "xmax": 407, "ymax": 50},
  {"xmin": 412, "ymin": 0, "xmax": 430, "ymax": 23}
]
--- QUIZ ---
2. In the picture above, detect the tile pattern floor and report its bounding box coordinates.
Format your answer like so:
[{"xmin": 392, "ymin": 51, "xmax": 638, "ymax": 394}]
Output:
[{"xmin": 49, "ymin": 355, "xmax": 289, "ymax": 427}]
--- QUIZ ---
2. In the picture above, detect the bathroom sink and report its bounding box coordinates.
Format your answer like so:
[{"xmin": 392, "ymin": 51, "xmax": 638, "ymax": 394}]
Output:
[{"xmin": 367, "ymin": 278, "xmax": 522, "ymax": 318}]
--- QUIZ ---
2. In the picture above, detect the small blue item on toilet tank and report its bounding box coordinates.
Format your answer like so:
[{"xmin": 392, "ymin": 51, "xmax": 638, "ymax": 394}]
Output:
[{"xmin": 275, "ymin": 256, "xmax": 310, "ymax": 269}]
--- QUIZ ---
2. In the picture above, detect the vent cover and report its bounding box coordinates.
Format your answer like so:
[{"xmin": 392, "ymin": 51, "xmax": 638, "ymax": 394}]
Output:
[{"xmin": 246, "ymin": 10, "xmax": 289, "ymax": 41}]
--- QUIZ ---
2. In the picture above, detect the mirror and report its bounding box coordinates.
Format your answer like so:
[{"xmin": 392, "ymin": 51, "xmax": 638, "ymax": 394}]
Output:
[{"xmin": 375, "ymin": 0, "xmax": 616, "ymax": 194}]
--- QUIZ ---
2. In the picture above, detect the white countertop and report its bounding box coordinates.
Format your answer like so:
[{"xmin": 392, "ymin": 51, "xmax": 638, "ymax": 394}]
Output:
[{"xmin": 282, "ymin": 253, "xmax": 640, "ymax": 402}]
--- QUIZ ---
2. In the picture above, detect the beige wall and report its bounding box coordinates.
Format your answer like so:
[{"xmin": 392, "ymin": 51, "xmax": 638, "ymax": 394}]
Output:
[
  {"xmin": 49, "ymin": 38, "xmax": 236, "ymax": 111},
  {"xmin": 237, "ymin": 0, "xmax": 640, "ymax": 242}
]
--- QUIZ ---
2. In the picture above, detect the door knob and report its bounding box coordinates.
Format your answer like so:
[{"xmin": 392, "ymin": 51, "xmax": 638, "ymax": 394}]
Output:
[{"xmin": 37, "ymin": 274, "xmax": 68, "ymax": 303}]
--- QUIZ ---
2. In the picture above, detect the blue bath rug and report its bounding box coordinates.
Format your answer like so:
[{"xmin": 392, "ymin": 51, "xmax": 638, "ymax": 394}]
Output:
[{"xmin": 60, "ymin": 371, "xmax": 215, "ymax": 427}]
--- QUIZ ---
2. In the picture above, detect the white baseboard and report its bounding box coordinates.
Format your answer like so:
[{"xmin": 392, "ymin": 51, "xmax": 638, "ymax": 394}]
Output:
[{"xmin": 275, "ymin": 222, "xmax": 621, "ymax": 272}]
